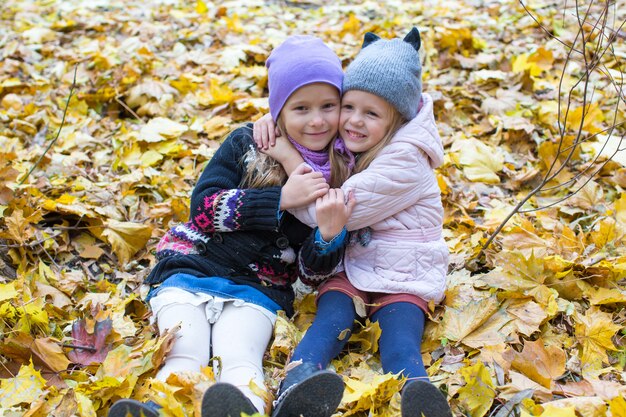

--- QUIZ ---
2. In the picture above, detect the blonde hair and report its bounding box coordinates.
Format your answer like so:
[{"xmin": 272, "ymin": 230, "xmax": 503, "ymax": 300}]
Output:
[
  {"xmin": 328, "ymin": 136, "xmax": 352, "ymax": 187},
  {"xmin": 352, "ymin": 106, "xmax": 407, "ymax": 174},
  {"xmin": 240, "ymin": 124, "xmax": 288, "ymax": 188}
]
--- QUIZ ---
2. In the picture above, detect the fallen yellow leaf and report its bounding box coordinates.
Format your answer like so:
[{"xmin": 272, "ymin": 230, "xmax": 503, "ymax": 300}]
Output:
[
  {"xmin": 575, "ymin": 306, "xmax": 621, "ymax": 374},
  {"xmin": 102, "ymin": 220, "xmax": 153, "ymax": 266},
  {"xmin": 511, "ymin": 339, "xmax": 566, "ymax": 389},
  {"xmin": 455, "ymin": 138, "xmax": 504, "ymax": 183},
  {"xmin": 442, "ymin": 295, "xmax": 500, "ymax": 344},
  {"xmin": 457, "ymin": 361, "xmax": 495, "ymax": 417},
  {"xmin": 0, "ymin": 361, "xmax": 46, "ymax": 408},
  {"xmin": 139, "ymin": 117, "xmax": 189, "ymax": 143}
]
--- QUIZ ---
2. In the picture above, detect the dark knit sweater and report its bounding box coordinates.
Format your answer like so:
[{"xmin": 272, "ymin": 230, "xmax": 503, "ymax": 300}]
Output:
[{"xmin": 145, "ymin": 124, "xmax": 345, "ymax": 316}]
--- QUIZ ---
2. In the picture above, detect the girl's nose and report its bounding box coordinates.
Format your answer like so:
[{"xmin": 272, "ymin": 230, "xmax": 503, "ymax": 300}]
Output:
[
  {"xmin": 310, "ymin": 113, "xmax": 324, "ymax": 126},
  {"xmin": 350, "ymin": 113, "xmax": 364, "ymax": 126}
]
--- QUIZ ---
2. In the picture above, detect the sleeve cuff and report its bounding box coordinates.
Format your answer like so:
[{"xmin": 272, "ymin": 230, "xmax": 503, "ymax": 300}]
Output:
[{"xmin": 314, "ymin": 227, "xmax": 347, "ymax": 254}]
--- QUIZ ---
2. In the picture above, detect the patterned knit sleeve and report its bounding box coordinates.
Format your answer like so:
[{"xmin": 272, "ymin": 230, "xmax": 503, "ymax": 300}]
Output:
[
  {"xmin": 297, "ymin": 227, "xmax": 347, "ymax": 287},
  {"xmin": 189, "ymin": 126, "xmax": 282, "ymax": 233}
]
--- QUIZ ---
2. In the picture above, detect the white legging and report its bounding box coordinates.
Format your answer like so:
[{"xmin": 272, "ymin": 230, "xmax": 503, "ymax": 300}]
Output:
[{"xmin": 154, "ymin": 301, "xmax": 274, "ymax": 413}]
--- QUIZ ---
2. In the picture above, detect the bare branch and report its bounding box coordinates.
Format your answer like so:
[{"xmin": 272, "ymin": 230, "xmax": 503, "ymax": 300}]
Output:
[
  {"xmin": 482, "ymin": 0, "xmax": 625, "ymax": 251},
  {"xmin": 18, "ymin": 65, "xmax": 79, "ymax": 186}
]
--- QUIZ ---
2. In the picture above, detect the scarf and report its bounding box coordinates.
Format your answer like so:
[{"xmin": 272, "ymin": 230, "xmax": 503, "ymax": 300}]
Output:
[{"xmin": 287, "ymin": 136, "xmax": 355, "ymax": 183}]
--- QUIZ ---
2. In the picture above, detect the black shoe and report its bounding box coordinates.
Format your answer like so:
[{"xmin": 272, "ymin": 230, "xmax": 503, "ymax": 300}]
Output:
[
  {"xmin": 201, "ymin": 382, "xmax": 258, "ymax": 417},
  {"xmin": 401, "ymin": 380, "xmax": 452, "ymax": 417},
  {"xmin": 272, "ymin": 364, "xmax": 344, "ymax": 417},
  {"xmin": 108, "ymin": 399, "xmax": 160, "ymax": 417}
]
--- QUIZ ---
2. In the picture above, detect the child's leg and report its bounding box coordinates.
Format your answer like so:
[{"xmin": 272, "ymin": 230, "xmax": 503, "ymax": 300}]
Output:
[
  {"xmin": 291, "ymin": 290, "xmax": 357, "ymax": 368},
  {"xmin": 211, "ymin": 303, "xmax": 274, "ymax": 414},
  {"xmin": 371, "ymin": 302, "xmax": 428, "ymax": 380},
  {"xmin": 272, "ymin": 291, "xmax": 356, "ymax": 417},
  {"xmin": 372, "ymin": 302, "xmax": 452, "ymax": 416},
  {"xmin": 154, "ymin": 302, "xmax": 212, "ymax": 381}
]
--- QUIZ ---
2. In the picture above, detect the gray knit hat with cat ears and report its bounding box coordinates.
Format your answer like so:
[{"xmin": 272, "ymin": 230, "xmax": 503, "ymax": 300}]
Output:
[{"xmin": 343, "ymin": 27, "xmax": 422, "ymax": 120}]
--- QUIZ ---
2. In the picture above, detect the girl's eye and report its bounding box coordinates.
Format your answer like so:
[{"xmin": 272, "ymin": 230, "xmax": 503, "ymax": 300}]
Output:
[
  {"xmin": 367, "ymin": 111, "xmax": 379, "ymax": 117},
  {"xmin": 294, "ymin": 106, "xmax": 307, "ymax": 111},
  {"xmin": 342, "ymin": 104, "xmax": 353, "ymax": 110},
  {"xmin": 323, "ymin": 103, "xmax": 337, "ymax": 109}
]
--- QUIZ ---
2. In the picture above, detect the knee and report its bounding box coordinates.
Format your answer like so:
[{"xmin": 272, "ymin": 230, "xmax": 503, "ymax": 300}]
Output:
[
  {"xmin": 169, "ymin": 338, "xmax": 212, "ymax": 365},
  {"xmin": 379, "ymin": 339, "xmax": 421, "ymax": 363}
]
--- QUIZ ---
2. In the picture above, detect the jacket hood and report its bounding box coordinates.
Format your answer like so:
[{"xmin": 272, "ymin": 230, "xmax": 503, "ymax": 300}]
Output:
[{"xmin": 391, "ymin": 92, "xmax": 444, "ymax": 169}]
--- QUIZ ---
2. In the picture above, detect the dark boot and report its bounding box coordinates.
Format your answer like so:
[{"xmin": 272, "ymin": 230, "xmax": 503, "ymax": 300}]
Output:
[
  {"xmin": 272, "ymin": 362, "xmax": 344, "ymax": 417},
  {"xmin": 201, "ymin": 382, "xmax": 258, "ymax": 417},
  {"xmin": 108, "ymin": 399, "xmax": 160, "ymax": 417},
  {"xmin": 401, "ymin": 380, "xmax": 452, "ymax": 417}
]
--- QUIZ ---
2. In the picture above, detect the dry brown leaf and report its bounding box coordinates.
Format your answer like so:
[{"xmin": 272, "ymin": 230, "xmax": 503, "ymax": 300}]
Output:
[{"xmin": 511, "ymin": 339, "xmax": 566, "ymax": 389}]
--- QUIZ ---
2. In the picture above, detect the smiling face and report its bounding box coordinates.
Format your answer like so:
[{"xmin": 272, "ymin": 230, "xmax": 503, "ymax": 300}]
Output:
[
  {"xmin": 339, "ymin": 90, "xmax": 395, "ymax": 153},
  {"xmin": 280, "ymin": 83, "xmax": 341, "ymax": 151}
]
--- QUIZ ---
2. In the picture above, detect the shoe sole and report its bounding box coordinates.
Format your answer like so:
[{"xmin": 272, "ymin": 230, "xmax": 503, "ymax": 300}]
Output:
[
  {"xmin": 272, "ymin": 371, "xmax": 344, "ymax": 417},
  {"xmin": 108, "ymin": 399, "xmax": 159, "ymax": 417},
  {"xmin": 201, "ymin": 382, "xmax": 258, "ymax": 417},
  {"xmin": 401, "ymin": 380, "xmax": 452, "ymax": 417}
]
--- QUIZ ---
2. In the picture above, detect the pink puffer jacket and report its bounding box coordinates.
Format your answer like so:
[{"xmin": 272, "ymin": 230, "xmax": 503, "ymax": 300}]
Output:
[{"xmin": 291, "ymin": 93, "xmax": 449, "ymax": 303}]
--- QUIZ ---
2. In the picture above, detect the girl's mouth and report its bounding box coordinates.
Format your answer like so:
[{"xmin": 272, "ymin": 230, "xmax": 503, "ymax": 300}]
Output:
[
  {"xmin": 305, "ymin": 130, "xmax": 329, "ymax": 137},
  {"xmin": 345, "ymin": 129, "xmax": 366, "ymax": 140}
]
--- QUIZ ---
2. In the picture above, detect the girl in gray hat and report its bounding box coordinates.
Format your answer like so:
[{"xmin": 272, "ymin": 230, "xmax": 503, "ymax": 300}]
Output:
[{"xmin": 255, "ymin": 28, "xmax": 452, "ymax": 417}]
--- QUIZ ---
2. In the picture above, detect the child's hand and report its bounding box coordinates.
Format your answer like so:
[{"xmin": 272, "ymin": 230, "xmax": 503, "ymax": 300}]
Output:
[
  {"xmin": 253, "ymin": 114, "xmax": 280, "ymax": 150},
  {"xmin": 316, "ymin": 189, "xmax": 356, "ymax": 241},
  {"xmin": 261, "ymin": 136, "xmax": 305, "ymax": 176},
  {"xmin": 280, "ymin": 163, "xmax": 329, "ymax": 210},
  {"xmin": 260, "ymin": 135, "xmax": 297, "ymax": 164}
]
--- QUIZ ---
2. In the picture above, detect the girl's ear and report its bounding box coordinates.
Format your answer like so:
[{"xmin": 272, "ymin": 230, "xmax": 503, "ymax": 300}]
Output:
[
  {"xmin": 362, "ymin": 32, "xmax": 381, "ymax": 48},
  {"xmin": 403, "ymin": 27, "xmax": 421, "ymax": 52}
]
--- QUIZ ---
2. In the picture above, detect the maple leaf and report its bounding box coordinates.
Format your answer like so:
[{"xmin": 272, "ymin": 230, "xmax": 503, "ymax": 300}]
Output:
[
  {"xmin": 341, "ymin": 372, "xmax": 403, "ymax": 415},
  {"xmin": 32, "ymin": 337, "xmax": 71, "ymax": 373},
  {"xmin": 348, "ymin": 320, "xmax": 381, "ymax": 353},
  {"xmin": 0, "ymin": 208, "xmax": 42, "ymax": 244},
  {"xmin": 512, "ymin": 47, "xmax": 555, "ymax": 76},
  {"xmin": 67, "ymin": 319, "xmax": 113, "ymax": 366},
  {"xmin": 507, "ymin": 299, "xmax": 548, "ymax": 337},
  {"xmin": 456, "ymin": 361, "xmax": 495, "ymax": 417},
  {"xmin": 453, "ymin": 138, "xmax": 504, "ymax": 183},
  {"xmin": 0, "ymin": 282, "xmax": 18, "ymax": 303},
  {"xmin": 574, "ymin": 306, "xmax": 621, "ymax": 374},
  {"xmin": 139, "ymin": 117, "xmax": 189, "ymax": 143},
  {"xmin": 441, "ymin": 294, "xmax": 500, "ymax": 344},
  {"xmin": 0, "ymin": 361, "xmax": 46, "ymax": 408},
  {"xmin": 269, "ymin": 312, "xmax": 300, "ymax": 360},
  {"xmin": 150, "ymin": 326, "xmax": 179, "ymax": 370},
  {"xmin": 511, "ymin": 339, "xmax": 566, "ymax": 389},
  {"xmin": 101, "ymin": 220, "xmax": 153, "ymax": 266}
]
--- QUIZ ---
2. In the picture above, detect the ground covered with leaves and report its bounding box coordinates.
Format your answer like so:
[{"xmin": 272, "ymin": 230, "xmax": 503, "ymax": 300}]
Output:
[{"xmin": 0, "ymin": 0, "xmax": 625, "ymax": 416}]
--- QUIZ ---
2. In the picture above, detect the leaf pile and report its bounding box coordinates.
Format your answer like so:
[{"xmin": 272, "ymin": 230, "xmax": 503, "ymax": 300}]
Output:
[{"xmin": 0, "ymin": 0, "xmax": 625, "ymax": 416}]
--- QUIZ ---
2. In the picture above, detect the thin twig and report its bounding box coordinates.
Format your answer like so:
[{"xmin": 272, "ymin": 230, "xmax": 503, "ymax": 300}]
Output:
[
  {"xmin": 0, "ymin": 232, "xmax": 62, "ymax": 248},
  {"xmin": 37, "ymin": 239, "xmax": 60, "ymax": 269},
  {"xmin": 114, "ymin": 94, "xmax": 145, "ymax": 123},
  {"xmin": 518, "ymin": 0, "xmax": 583, "ymax": 54},
  {"xmin": 0, "ymin": 360, "xmax": 15, "ymax": 378},
  {"xmin": 61, "ymin": 343, "xmax": 97, "ymax": 353},
  {"xmin": 18, "ymin": 65, "xmax": 79, "ymax": 186}
]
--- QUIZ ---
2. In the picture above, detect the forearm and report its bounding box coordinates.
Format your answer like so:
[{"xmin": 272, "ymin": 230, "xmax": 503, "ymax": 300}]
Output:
[
  {"xmin": 281, "ymin": 153, "xmax": 305, "ymax": 176},
  {"xmin": 191, "ymin": 187, "xmax": 282, "ymax": 233}
]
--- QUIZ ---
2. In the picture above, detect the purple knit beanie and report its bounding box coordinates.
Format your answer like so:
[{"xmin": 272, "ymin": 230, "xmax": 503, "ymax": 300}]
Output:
[{"xmin": 266, "ymin": 36, "xmax": 343, "ymax": 121}]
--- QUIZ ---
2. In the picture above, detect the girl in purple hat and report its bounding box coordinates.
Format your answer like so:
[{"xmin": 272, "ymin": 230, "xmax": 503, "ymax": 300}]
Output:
[
  {"xmin": 255, "ymin": 28, "xmax": 452, "ymax": 417},
  {"xmin": 108, "ymin": 36, "xmax": 355, "ymax": 417}
]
